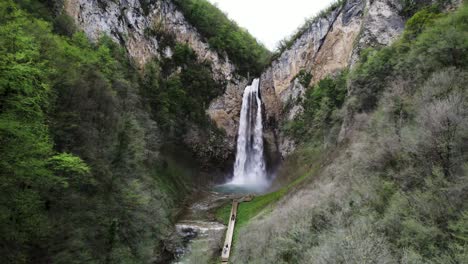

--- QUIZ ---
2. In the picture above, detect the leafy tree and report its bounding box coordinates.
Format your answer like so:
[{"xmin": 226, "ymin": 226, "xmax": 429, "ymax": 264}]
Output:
[
  {"xmin": 284, "ymin": 70, "xmax": 348, "ymax": 142},
  {"xmin": 0, "ymin": 2, "xmax": 193, "ymax": 262}
]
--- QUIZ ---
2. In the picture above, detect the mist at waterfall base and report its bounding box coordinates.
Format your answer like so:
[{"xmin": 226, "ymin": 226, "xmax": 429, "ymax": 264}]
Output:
[{"xmin": 216, "ymin": 79, "xmax": 271, "ymax": 194}]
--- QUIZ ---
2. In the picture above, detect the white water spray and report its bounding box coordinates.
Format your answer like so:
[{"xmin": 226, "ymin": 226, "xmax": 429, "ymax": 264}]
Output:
[{"xmin": 229, "ymin": 78, "xmax": 268, "ymax": 190}]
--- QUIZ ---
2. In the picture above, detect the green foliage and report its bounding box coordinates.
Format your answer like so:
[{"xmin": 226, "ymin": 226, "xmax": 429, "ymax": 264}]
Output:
[
  {"xmin": 349, "ymin": 2, "xmax": 468, "ymax": 113},
  {"xmin": 350, "ymin": 47, "xmax": 398, "ymax": 111},
  {"xmin": 284, "ymin": 70, "xmax": 348, "ymax": 142},
  {"xmin": 402, "ymin": 7, "xmax": 445, "ymax": 42},
  {"xmin": 173, "ymin": 0, "xmax": 270, "ymax": 76},
  {"xmin": 48, "ymin": 153, "xmax": 90, "ymax": 187},
  {"xmin": 233, "ymin": 4, "xmax": 468, "ymax": 263},
  {"xmin": 0, "ymin": 3, "xmax": 59, "ymax": 262},
  {"xmin": 141, "ymin": 43, "xmax": 223, "ymax": 137},
  {"xmin": 399, "ymin": 0, "xmax": 451, "ymax": 18},
  {"xmin": 0, "ymin": 1, "xmax": 199, "ymax": 262},
  {"xmin": 450, "ymin": 211, "xmax": 468, "ymax": 244},
  {"xmin": 296, "ymin": 69, "xmax": 312, "ymax": 87},
  {"xmin": 406, "ymin": 3, "xmax": 468, "ymax": 73}
]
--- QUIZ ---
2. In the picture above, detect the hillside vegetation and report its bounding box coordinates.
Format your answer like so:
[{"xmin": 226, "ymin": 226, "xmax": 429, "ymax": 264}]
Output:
[
  {"xmin": 233, "ymin": 3, "xmax": 468, "ymax": 263},
  {"xmin": 173, "ymin": 0, "xmax": 271, "ymax": 76},
  {"xmin": 0, "ymin": 0, "xmax": 270, "ymax": 262}
]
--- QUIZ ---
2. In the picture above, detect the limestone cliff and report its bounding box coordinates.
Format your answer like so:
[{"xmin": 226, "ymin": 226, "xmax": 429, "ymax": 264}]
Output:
[
  {"xmin": 64, "ymin": 0, "xmax": 247, "ymax": 163},
  {"xmin": 260, "ymin": 0, "xmax": 406, "ymax": 156},
  {"xmin": 64, "ymin": 0, "xmax": 426, "ymax": 162},
  {"xmin": 207, "ymin": 0, "xmax": 409, "ymax": 157},
  {"xmin": 65, "ymin": 0, "xmax": 239, "ymax": 81}
]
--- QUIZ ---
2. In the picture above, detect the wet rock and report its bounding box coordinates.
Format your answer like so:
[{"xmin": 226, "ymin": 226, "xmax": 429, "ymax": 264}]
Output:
[{"xmin": 172, "ymin": 192, "xmax": 233, "ymax": 263}]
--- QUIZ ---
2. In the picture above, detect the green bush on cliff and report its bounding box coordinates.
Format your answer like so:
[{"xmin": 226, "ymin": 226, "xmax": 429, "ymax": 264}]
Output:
[
  {"xmin": 140, "ymin": 43, "xmax": 223, "ymax": 137},
  {"xmin": 284, "ymin": 70, "xmax": 348, "ymax": 144},
  {"xmin": 173, "ymin": 0, "xmax": 271, "ymax": 76}
]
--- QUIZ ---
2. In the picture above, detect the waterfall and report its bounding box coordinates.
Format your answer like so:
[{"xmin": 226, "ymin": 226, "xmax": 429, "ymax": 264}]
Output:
[{"xmin": 230, "ymin": 78, "xmax": 268, "ymax": 189}]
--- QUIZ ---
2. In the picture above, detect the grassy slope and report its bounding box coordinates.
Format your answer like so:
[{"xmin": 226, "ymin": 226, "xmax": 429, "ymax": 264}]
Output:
[
  {"xmin": 216, "ymin": 145, "xmax": 326, "ymax": 233},
  {"xmin": 229, "ymin": 2, "xmax": 468, "ymax": 263}
]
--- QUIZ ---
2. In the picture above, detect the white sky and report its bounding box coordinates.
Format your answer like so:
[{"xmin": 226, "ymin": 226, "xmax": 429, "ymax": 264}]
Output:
[{"xmin": 207, "ymin": 0, "xmax": 336, "ymax": 51}]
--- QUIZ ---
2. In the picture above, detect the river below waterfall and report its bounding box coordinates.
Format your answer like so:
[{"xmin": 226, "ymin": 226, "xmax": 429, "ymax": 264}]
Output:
[
  {"xmin": 172, "ymin": 191, "xmax": 236, "ymax": 263},
  {"xmin": 172, "ymin": 78, "xmax": 269, "ymax": 263}
]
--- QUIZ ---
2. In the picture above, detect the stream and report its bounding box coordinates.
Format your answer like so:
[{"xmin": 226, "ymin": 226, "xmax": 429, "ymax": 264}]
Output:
[
  {"xmin": 172, "ymin": 191, "xmax": 236, "ymax": 263},
  {"xmin": 172, "ymin": 78, "xmax": 269, "ymax": 263}
]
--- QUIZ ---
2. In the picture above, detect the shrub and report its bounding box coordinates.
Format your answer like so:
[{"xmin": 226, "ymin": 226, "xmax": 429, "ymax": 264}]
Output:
[
  {"xmin": 141, "ymin": 43, "xmax": 223, "ymax": 136},
  {"xmin": 284, "ymin": 70, "xmax": 348, "ymax": 144}
]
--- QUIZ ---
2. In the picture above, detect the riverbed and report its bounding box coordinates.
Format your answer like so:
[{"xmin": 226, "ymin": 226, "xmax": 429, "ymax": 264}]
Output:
[{"xmin": 172, "ymin": 191, "xmax": 235, "ymax": 263}]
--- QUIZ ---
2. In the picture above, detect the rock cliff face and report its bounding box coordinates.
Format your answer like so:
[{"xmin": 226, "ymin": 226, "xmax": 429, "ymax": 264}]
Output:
[
  {"xmin": 65, "ymin": 0, "xmax": 238, "ymax": 81},
  {"xmin": 65, "ymin": 0, "xmax": 246, "ymax": 162},
  {"xmin": 259, "ymin": 0, "xmax": 407, "ymax": 156},
  {"xmin": 207, "ymin": 0, "xmax": 408, "ymax": 157},
  {"xmin": 65, "ymin": 0, "xmax": 415, "ymax": 162}
]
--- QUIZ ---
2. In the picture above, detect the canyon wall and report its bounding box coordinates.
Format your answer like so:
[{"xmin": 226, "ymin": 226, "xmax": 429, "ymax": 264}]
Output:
[
  {"xmin": 205, "ymin": 0, "xmax": 408, "ymax": 157},
  {"xmin": 243, "ymin": 0, "xmax": 411, "ymax": 158},
  {"xmin": 65, "ymin": 0, "xmax": 417, "ymax": 160},
  {"xmin": 64, "ymin": 0, "xmax": 247, "ymax": 162},
  {"xmin": 260, "ymin": 0, "xmax": 406, "ymax": 155}
]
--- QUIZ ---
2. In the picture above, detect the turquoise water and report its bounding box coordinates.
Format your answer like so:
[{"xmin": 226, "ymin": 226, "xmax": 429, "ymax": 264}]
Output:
[{"xmin": 213, "ymin": 182, "xmax": 269, "ymax": 194}]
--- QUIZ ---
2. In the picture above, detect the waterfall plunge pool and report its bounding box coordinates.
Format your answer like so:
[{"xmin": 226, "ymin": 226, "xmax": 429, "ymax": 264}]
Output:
[{"xmin": 220, "ymin": 78, "xmax": 272, "ymax": 193}]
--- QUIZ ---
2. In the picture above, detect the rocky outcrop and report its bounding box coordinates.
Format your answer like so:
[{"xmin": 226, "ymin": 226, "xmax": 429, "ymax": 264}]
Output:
[
  {"xmin": 65, "ymin": 0, "xmax": 238, "ymax": 82},
  {"xmin": 259, "ymin": 0, "xmax": 407, "ymax": 156},
  {"xmin": 64, "ymin": 0, "xmax": 415, "ymax": 160},
  {"xmin": 194, "ymin": 0, "xmax": 409, "ymax": 158},
  {"xmin": 349, "ymin": 0, "xmax": 405, "ymax": 65},
  {"xmin": 65, "ymin": 0, "xmax": 247, "ymax": 161},
  {"xmin": 207, "ymin": 79, "xmax": 248, "ymax": 140}
]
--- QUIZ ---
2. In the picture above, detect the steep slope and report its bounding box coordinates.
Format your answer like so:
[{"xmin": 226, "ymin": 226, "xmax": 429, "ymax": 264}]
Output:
[
  {"xmin": 65, "ymin": 0, "xmax": 238, "ymax": 81},
  {"xmin": 64, "ymin": 0, "xmax": 272, "ymax": 166},
  {"xmin": 211, "ymin": 0, "xmax": 460, "ymax": 158},
  {"xmin": 231, "ymin": 1, "xmax": 468, "ymax": 263},
  {"xmin": 0, "ymin": 0, "xmax": 269, "ymax": 263}
]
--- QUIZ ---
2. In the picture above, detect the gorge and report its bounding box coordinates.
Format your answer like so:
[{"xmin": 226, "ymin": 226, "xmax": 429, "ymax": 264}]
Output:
[{"xmin": 1, "ymin": 0, "xmax": 467, "ymax": 263}]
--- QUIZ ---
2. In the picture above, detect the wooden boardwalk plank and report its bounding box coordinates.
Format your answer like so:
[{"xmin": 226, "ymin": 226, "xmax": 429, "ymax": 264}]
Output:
[{"xmin": 221, "ymin": 200, "xmax": 239, "ymax": 262}]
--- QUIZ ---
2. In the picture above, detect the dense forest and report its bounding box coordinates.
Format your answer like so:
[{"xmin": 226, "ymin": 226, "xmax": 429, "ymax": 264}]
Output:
[
  {"xmin": 0, "ymin": 0, "xmax": 269, "ymax": 263},
  {"xmin": 233, "ymin": 2, "xmax": 468, "ymax": 263}
]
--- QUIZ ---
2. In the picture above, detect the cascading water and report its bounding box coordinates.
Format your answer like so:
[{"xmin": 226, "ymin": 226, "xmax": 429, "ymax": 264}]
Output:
[
  {"xmin": 173, "ymin": 80, "xmax": 268, "ymax": 262},
  {"xmin": 228, "ymin": 78, "xmax": 268, "ymax": 190}
]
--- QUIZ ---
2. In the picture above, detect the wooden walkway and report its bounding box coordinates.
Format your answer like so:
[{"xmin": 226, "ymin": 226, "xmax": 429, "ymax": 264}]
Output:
[
  {"xmin": 221, "ymin": 195, "xmax": 254, "ymax": 263},
  {"xmin": 221, "ymin": 200, "xmax": 238, "ymax": 262}
]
